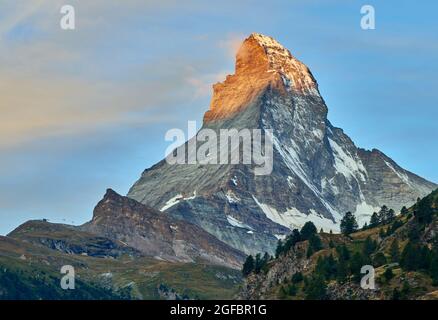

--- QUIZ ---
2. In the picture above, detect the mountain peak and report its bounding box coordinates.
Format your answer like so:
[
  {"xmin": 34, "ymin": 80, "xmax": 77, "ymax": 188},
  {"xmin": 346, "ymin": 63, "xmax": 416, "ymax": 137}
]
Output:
[{"xmin": 204, "ymin": 33, "xmax": 319, "ymax": 123}]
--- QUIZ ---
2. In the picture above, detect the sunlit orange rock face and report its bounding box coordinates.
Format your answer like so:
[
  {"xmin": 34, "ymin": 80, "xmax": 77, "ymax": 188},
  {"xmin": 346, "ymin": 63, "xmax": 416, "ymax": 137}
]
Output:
[{"xmin": 203, "ymin": 33, "xmax": 320, "ymax": 123}]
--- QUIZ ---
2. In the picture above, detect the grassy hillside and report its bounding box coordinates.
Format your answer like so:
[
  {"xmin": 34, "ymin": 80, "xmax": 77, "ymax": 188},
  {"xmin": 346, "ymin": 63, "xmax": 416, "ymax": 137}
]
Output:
[{"xmin": 0, "ymin": 233, "xmax": 241, "ymax": 300}]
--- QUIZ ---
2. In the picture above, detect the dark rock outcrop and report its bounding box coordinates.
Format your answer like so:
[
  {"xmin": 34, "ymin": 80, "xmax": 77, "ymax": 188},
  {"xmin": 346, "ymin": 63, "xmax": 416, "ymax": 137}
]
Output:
[{"xmin": 80, "ymin": 189, "xmax": 246, "ymax": 269}]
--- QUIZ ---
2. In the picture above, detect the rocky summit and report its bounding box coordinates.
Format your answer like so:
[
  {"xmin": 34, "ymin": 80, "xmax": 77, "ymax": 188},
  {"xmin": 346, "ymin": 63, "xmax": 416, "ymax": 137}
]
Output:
[{"xmin": 127, "ymin": 33, "xmax": 436, "ymax": 256}]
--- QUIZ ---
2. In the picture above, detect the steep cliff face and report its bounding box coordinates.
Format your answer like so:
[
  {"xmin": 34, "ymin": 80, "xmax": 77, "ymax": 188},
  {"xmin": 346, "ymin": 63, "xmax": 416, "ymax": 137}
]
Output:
[
  {"xmin": 128, "ymin": 33, "xmax": 436, "ymax": 255},
  {"xmin": 204, "ymin": 33, "xmax": 317, "ymax": 122},
  {"xmin": 80, "ymin": 189, "xmax": 245, "ymax": 269}
]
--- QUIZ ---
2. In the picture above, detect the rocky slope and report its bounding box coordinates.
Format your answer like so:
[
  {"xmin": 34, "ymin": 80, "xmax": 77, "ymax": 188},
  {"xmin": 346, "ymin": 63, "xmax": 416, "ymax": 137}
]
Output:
[
  {"xmin": 128, "ymin": 33, "xmax": 437, "ymax": 255},
  {"xmin": 80, "ymin": 189, "xmax": 245, "ymax": 269}
]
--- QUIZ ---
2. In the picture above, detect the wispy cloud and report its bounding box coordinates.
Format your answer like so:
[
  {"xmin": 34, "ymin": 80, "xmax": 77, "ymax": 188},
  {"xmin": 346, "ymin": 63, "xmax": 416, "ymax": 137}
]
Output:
[{"xmin": 0, "ymin": 0, "xmax": 237, "ymax": 149}]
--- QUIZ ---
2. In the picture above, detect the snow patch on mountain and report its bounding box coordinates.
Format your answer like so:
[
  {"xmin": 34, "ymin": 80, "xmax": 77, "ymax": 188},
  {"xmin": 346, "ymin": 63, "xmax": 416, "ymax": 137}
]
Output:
[
  {"xmin": 252, "ymin": 196, "xmax": 340, "ymax": 232},
  {"xmin": 384, "ymin": 161, "xmax": 413, "ymax": 188},
  {"xmin": 352, "ymin": 201, "xmax": 380, "ymax": 227},
  {"xmin": 272, "ymin": 136, "xmax": 339, "ymax": 219},
  {"xmin": 226, "ymin": 215, "xmax": 253, "ymax": 230},
  {"xmin": 225, "ymin": 190, "xmax": 240, "ymax": 204},
  {"xmin": 329, "ymin": 138, "xmax": 367, "ymax": 182},
  {"xmin": 161, "ymin": 191, "xmax": 197, "ymax": 211}
]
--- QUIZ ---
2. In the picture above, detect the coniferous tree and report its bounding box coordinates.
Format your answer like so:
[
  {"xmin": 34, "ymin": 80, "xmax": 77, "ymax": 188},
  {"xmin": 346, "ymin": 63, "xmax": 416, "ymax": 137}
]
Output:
[
  {"xmin": 386, "ymin": 209, "xmax": 396, "ymax": 223},
  {"xmin": 392, "ymin": 288, "xmax": 401, "ymax": 300},
  {"xmin": 401, "ymin": 281, "xmax": 411, "ymax": 299},
  {"xmin": 275, "ymin": 240, "xmax": 284, "ymax": 258},
  {"xmin": 336, "ymin": 244, "xmax": 350, "ymax": 261},
  {"xmin": 254, "ymin": 253, "xmax": 262, "ymax": 274},
  {"xmin": 304, "ymin": 275, "xmax": 326, "ymax": 300},
  {"xmin": 340, "ymin": 212, "xmax": 358, "ymax": 235},
  {"xmin": 429, "ymin": 253, "xmax": 438, "ymax": 286},
  {"xmin": 362, "ymin": 236, "xmax": 377, "ymax": 257},
  {"xmin": 242, "ymin": 255, "xmax": 255, "ymax": 277},
  {"xmin": 350, "ymin": 252, "xmax": 366, "ymax": 283},
  {"xmin": 336, "ymin": 259, "xmax": 348, "ymax": 283},
  {"xmin": 390, "ymin": 239, "xmax": 400, "ymax": 263},
  {"xmin": 291, "ymin": 272, "xmax": 304, "ymax": 284},
  {"xmin": 373, "ymin": 252, "xmax": 387, "ymax": 267},
  {"xmin": 283, "ymin": 229, "xmax": 301, "ymax": 253},
  {"xmin": 400, "ymin": 206, "xmax": 409, "ymax": 216},
  {"xmin": 400, "ymin": 242, "xmax": 418, "ymax": 271},
  {"xmin": 370, "ymin": 212, "xmax": 380, "ymax": 227},
  {"xmin": 383, "ymin": 268, "xmax": 394, "ymax": 282},
  {"xmin": 415, "ymin": 196, "xmax": 433, "ymax": 225},
  {"xmin": 300, "ymin": 222, "xmax": 317, "ymax": 240},
  {"xmin": 377, "ymin": 205, "xmax": 389, "ymax": 223}
]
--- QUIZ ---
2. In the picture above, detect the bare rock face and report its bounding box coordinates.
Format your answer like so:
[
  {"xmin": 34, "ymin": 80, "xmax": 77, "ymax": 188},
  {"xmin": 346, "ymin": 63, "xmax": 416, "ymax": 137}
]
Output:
[
  {"xmin": 237, "ymin": 241, "xmax": 310, "ymax": 299},
  {"xmin": 80, "ymin": 189, "xmax": 245, "ymax": 269},
  {"xmin": 128, "ymin": 33, "xmax": 436, "ymax": 255},
  {"xmin": 204, "ymin": 33, "xmax": 317, "ymax": 122}
]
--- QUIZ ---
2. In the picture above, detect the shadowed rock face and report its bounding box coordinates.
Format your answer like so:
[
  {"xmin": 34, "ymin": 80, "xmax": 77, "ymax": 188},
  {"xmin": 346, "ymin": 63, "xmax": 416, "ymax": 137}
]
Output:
[
  {"xmin": 128, "ymin": 33, "xmax": 437, "ymax": 255},
  {"xmin": 80, "ymin": 189, "xmax": 246, "ymax": 269}
]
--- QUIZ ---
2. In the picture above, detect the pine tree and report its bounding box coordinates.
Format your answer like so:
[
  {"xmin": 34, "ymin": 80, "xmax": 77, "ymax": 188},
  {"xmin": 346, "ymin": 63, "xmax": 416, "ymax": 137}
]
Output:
[
  {"xmin": 400, "ymin": 242, "xmax": 419, "ymax": 271},
  {"xmin": 304, "ymin": 275, "xmax": 326, "ymax": 300},
  {"xmin": 429, "ymin": 253, "xmax": 438, "ymax": 286},
  {"xmin": 283, "ymin": 229, "xmax": 301, "ymax": 253},
  {"xmin": 390, "ymin": 239, "xmax": 400, "ymax": 263},
  {"xmin": 415, "ymin": 196, "xmax": 434, "ymax": 225},
  {"xmin": 370, "ymin": 212, "xmax": 380, "ymax": 227},
  {"xmin": 400, "ymin": 206, "xmax": 409, "ymax": 216},
  {"xmin": 340, "ymin": 212, "xmax": 358, "ymax": 235},
  {"xmin": 254, "ymin": 253, "xmax": 262, "ymax": 274},
  {"xmin": 373, "ymin": 252, "xmax": 387, "ymax": 267},
  {"xmin": 242, "ymin": 255, "xmax": 254, "ymax": 277},
  {"xmin": 329, "ymin": 240, "xmax": 335, "ymax": 248},
  {"xmin": 275, "ymin": 239, "xmax": 284, "ymax": 258},
  {"xmin": 336, "ymin": 244, "xmax": 350, "ymax": 261},
  {"xmin": 291, "ymin": 272, "xmax": 304, "ymax": 284},
  {"xmin": 383, "ymin": 268, "xmax": 394, "ymax": 282},
  {"xmin": 336, "ymin": 259, "xmax": 348, "ymax": 283},
  {"xmin": 378, "ymin": 205, "xmax": 390, "ymax": 223},
  {"xmin": 350, "ymin": 252, "xmax": 365, "ymax": 283},
  {"xmin": 386, "ymin": 209, "xmax": 396, "ymax": 222},
  {"xmin": 362, "ymin": 236, "xmax": 377, "ymax": 257},
  {"xmin": 392, "ymin": 288, "xmax": 401, "ymax": 300},
  {"xmin": 300, "ymin": 222, "xmax": 317, "ymax": 240}
]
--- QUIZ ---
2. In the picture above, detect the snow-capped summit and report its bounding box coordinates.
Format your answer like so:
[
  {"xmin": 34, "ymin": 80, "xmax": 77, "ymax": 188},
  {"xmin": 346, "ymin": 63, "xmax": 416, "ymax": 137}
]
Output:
[{"xmin": 128, "ymin": 34, "xmax": 437, "ymax": 255}]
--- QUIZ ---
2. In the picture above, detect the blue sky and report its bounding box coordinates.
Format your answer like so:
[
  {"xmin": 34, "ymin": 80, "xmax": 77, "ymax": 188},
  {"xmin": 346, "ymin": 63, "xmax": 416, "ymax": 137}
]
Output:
[{"xmin": 0, "ymin": 0, "xmax": 437, "ymax": 235}]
